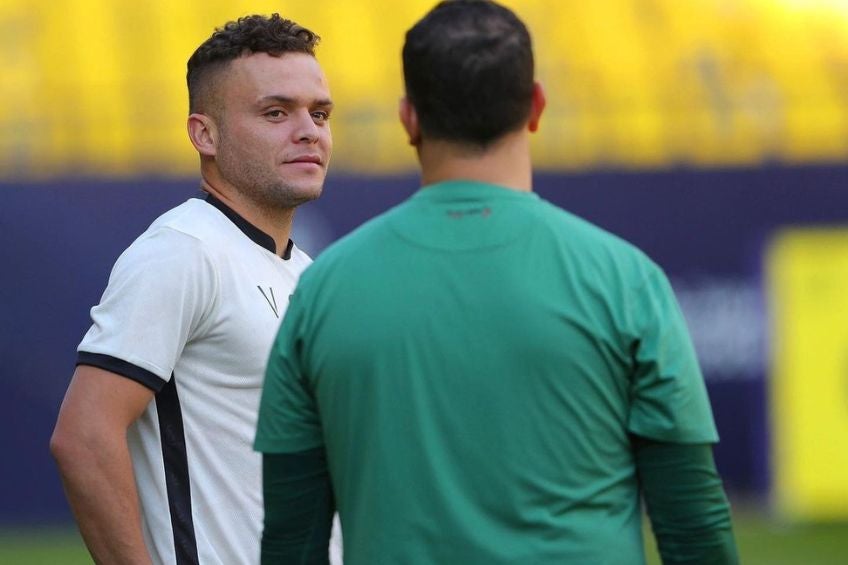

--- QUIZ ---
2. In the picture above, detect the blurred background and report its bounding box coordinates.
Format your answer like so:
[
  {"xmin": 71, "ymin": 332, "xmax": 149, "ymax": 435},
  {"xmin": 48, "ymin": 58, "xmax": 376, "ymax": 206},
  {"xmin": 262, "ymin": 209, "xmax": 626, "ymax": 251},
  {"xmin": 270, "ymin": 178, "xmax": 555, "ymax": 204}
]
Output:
[{"xmin": 2, "ymin": 0, "xmax": 848, "ymax": 562}]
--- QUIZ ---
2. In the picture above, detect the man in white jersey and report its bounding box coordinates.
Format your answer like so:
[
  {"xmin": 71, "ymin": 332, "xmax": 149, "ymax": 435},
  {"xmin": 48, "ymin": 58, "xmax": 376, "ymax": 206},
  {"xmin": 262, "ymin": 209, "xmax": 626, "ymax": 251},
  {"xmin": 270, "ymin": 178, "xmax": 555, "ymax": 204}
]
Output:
[{"xmin": 50, "ymin": 14, "xmax": 336, "ymax": 564}]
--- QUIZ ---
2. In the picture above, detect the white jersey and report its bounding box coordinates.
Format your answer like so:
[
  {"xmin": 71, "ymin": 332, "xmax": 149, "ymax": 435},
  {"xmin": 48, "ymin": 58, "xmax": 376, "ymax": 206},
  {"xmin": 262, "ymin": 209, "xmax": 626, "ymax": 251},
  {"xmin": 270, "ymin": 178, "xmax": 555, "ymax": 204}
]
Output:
[{"xmin": 78, "ymin": 196, "xmax": 311, "ymax": 564}]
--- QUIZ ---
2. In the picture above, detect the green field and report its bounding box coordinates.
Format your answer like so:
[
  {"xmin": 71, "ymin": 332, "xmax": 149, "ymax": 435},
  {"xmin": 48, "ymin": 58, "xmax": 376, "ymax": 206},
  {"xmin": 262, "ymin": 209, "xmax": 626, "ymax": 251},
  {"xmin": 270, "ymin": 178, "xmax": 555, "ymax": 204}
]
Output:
[
  {"xmin": 644, "ymin": 511, "xmax": 848, "ymax": 565},
  {"xmin": 2, "ymin": 511, "xmax": 846, "ymax": 564}
]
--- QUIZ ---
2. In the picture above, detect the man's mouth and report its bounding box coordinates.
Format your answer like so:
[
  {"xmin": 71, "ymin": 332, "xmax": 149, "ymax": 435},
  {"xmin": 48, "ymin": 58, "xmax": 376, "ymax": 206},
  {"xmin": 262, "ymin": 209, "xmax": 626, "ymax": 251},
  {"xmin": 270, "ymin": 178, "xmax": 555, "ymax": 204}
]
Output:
[{"xmin": 286, "ymin": 155, "xmax": 322, "ymax": 165}]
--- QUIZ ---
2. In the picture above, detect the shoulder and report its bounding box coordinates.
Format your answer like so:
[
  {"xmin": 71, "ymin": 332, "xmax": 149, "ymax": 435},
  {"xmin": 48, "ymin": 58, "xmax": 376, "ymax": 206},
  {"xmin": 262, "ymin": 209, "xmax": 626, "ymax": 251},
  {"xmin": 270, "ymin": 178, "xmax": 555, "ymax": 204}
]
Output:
[
  {"xmin": 110, "ymin": 200, "xmax": 221, "ymax": 280},
  {"xmin": 533, "ymin": 198, "xmax": 660, "ymax": 276},
  {"xmin": 127, "ymin": 198, "xmax": 286, "ymax": 265},
  {"xmin": 145, "ymin": 198, "xmax": 232, "ymax": 245},
  {"xmin": 289, "ymin": 211, "xmax": 408, "ymax": 310},
  {"xmin": 300, "ymin": 205, "xmax": 402, "ymax": 278}
]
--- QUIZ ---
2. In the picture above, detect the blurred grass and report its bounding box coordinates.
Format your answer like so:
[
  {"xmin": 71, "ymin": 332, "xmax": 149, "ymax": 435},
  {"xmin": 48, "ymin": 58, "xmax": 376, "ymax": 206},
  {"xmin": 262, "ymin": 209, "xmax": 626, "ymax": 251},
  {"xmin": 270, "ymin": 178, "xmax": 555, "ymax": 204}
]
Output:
[
  {"xmin": 2, "ymin": 510, "xmax": 847, "ymax": 564},
  {"xmin": 643, "ymin": 507, "xmax": 848, "ymax": 565},
  {"xmin": 0, "ymin": 529, "xmax": 90, "ymax": 564}
]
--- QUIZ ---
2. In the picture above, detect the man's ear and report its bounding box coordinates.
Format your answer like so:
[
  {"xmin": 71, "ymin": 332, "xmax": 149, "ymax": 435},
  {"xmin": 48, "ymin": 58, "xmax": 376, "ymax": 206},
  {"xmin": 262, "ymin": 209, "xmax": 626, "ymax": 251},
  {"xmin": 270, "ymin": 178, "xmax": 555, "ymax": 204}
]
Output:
[
  {"xmin": 187, "ymin": 113, "xmax": 218, "ymax": 157},
  {"xmin": 528, "ymin": 82, "xmax": 546, "ymax": 133},
  {"xmin": 398, "ymin": 96, "xmax": 422, "ymax": 146}
]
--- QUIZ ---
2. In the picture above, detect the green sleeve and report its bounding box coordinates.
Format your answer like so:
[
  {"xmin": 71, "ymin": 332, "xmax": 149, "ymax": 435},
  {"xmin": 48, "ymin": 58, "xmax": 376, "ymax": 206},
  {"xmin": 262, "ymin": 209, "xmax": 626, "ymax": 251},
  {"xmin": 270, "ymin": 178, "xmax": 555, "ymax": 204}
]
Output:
[
  {"xmin": 627, "ymin": 265, "xmax": 719, "ymax": 444},
  {"xmin": 261, "ymin": 449, "xmax": 335, "ymax": 565},
  {"xmin": 634, "ymin": 436, "xmax": 739, "ymax": 565}
]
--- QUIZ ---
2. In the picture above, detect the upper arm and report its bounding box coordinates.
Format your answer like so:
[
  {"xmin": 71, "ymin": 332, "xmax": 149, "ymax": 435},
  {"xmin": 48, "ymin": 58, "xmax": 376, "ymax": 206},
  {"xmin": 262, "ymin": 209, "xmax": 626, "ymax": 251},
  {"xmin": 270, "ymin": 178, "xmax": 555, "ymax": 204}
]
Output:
[
  {"xmin": 52, "ymin": 365, "xmax": 155, "ymax": 449},
  {"xmin": 78, "ymin": 228, "xmax": 217, "ymax": 380},
  {"xmin": 626, "ymin": 264, "xmax": 718, "ymax": 444}
]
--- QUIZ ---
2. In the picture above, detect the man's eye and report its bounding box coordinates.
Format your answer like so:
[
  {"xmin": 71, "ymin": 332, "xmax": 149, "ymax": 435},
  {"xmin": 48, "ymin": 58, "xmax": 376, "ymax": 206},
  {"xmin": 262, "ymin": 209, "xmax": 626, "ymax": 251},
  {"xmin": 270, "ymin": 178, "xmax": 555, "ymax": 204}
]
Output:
[
  {"xmin": 312, "ymin": 111, "xmax": 330, "ymax": 122},
  {"xmin": 266, "ymin": 110, "xmax": 285, "ymax": 118}
]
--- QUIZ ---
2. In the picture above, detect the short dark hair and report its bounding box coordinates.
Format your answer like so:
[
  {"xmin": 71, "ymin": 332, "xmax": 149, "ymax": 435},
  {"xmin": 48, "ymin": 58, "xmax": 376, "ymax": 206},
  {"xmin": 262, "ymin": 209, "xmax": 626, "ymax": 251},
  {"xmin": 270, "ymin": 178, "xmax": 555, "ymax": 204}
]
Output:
[
  {"xmin": 402, "ymin": 0, "xmax": 535, "ymax": 147},
  {"xmin": 187, "ymin": 14, "xmax": 320, "ymax": 113}
]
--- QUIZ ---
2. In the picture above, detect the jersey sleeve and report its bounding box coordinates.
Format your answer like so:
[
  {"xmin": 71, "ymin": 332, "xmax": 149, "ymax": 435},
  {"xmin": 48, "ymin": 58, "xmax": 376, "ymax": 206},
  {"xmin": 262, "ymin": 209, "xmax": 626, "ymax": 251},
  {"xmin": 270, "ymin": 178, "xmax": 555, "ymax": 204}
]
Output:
[
  {"xmin": 76, "ymin": 227, "xmax": 217, "ymax": 391},
  {"xmin": 634, "ymin": 437, "xmax": 739, "ymax": 564},
  {"xmin": 626, "ymin": 263, "xmax": 719, "ymax": 444},
  {"xmin": 255, "ymin": 288, "xmax": 324, "ymax": 454}
]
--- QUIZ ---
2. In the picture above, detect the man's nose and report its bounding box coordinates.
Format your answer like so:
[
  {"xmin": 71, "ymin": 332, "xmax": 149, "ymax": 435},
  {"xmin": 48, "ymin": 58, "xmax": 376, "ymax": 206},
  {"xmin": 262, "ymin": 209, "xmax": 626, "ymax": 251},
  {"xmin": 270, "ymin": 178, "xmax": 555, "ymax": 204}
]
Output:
[{"xmin": 292, "ymin": 111, "xmax": 319, "ymax": 143}]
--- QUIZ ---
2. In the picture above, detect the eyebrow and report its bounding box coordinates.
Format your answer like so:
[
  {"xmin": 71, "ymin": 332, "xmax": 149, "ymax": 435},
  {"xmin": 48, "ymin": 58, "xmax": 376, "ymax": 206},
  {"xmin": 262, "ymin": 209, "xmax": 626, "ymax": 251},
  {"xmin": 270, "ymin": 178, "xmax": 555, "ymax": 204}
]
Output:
[{"xmin": 257, "ymin": 95, "xmax": 334, "ymax": 109}]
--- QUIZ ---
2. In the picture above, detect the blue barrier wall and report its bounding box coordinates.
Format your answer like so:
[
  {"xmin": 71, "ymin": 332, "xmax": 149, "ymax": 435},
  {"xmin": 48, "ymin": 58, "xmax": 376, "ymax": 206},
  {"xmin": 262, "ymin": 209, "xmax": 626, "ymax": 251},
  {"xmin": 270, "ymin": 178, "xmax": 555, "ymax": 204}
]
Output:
[{"xmin": 3, "ymin": 164, "xmax": 847, "ymax": 525}]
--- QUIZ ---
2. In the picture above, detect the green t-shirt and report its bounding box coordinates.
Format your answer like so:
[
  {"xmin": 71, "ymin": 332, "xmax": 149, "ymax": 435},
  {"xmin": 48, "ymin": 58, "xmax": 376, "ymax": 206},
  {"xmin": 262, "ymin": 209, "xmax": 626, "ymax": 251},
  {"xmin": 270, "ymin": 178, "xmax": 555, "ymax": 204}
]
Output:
[{"xmin": 255, "ymin": 181, "xmax": 718, "ymax": 564}]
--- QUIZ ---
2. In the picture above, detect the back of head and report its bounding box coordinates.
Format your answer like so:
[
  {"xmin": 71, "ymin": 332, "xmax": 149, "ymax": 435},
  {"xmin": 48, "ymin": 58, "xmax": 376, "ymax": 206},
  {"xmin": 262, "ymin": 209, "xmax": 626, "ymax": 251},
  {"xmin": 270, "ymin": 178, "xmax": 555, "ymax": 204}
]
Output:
[
  {"xmin": 187, "ymin": 14, "xmax": 320, "ymax": 114},
  {"xmin": 402, "ymin": 0, "xmax": 535, "ymax": 148}
]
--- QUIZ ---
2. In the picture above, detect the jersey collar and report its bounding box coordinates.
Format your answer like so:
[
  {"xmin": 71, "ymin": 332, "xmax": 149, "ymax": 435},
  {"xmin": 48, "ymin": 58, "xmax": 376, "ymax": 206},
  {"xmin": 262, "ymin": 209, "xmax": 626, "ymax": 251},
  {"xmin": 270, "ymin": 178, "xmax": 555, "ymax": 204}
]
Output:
[
  {"xmin": 204, "ymin": 193, "xmax": 294, "ymax": 259},
  {"xmin": 414, "ymin": 180, "xmax": 538, "ymax": 202}
]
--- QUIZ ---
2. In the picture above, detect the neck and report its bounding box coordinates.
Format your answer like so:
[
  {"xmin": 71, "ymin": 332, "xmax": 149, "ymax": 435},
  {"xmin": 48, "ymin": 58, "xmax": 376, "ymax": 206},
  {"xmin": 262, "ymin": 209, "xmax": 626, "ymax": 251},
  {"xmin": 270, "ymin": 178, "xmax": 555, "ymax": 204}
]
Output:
[
  {"xmin": 417, "ymin": 129, "xmax": 533, "ymax": 191},
  {"xmin": 200, "ymin": 176, "xmax": 294, "ymax": 257}
]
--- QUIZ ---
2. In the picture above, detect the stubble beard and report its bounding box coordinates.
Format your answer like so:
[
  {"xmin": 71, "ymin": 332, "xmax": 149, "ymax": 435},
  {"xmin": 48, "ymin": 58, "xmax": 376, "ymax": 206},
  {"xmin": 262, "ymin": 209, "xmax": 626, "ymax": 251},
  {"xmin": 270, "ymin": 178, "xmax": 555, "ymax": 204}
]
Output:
[
  {"xmin": 246, "ymin": 177, "xmax": 323, "ymax": 211},
  {"xmin": 217, "ymin": 149, "xmax": 324, "ymax": 211}
]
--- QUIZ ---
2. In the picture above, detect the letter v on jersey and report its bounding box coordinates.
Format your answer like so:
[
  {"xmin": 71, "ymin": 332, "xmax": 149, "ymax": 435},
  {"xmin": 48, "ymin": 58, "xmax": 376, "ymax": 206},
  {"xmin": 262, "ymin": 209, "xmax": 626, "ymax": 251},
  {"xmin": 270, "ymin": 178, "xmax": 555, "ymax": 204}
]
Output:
[{"xmin": 257, "ymin": 286, "xmax": 279, "ymax": 318}]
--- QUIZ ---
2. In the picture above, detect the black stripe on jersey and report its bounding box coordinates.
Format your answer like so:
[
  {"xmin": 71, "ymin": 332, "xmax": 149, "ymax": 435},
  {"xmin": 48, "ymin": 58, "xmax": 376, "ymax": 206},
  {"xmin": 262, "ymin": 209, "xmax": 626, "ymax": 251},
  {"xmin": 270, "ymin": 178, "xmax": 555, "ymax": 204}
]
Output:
[
  {"xmin": 156, "ymin": 375, "xmax": 200, "ymax": 565},
  {"xmin": 76, "ymin": 352, "xmax": 166, "ymax": 392},
  {"xmin": 204, "ymin": 193, "xmax": 295, "ymax": 259}
]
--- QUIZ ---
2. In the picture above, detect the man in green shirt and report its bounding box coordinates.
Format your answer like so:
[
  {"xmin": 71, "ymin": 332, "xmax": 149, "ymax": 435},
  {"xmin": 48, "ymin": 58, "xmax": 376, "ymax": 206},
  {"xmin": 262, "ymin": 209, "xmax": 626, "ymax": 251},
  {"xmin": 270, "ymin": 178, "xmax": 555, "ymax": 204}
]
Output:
[{"xmin": 255, "ymin": 1, "xmax": 739, "ymax": 563}]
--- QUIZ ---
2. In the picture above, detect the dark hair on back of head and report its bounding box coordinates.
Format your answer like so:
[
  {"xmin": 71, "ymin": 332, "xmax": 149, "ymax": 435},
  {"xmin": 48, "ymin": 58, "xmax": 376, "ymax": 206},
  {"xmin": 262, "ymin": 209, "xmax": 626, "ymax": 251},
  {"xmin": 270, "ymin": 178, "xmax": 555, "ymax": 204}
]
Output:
[
  {"xmin": 187, "ymin": 13, "xmax": 320, "ymax": 113},
  {"xmin": 402, "ymin": 0, "xmax": 534, "ymax": 148}
]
